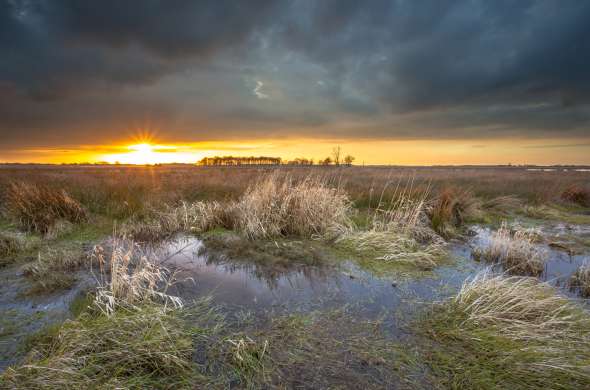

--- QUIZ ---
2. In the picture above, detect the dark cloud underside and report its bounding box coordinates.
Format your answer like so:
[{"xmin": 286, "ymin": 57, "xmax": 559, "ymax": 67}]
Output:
[{"xmin": 1, "ymin": 0, "xmax": 589, "ymax": 147}]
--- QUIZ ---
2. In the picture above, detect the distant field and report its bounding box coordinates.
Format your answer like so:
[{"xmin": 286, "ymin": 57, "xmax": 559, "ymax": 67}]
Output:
[{"xmin": 1, "ymin": 164, "xmax": 589, "ymax": 211}]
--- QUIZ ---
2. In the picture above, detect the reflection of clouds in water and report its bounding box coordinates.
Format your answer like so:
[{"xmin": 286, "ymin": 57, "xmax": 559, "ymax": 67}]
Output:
[{"xmin": 149, "ymin": 236, "xmax": 484, "ymax": 322}]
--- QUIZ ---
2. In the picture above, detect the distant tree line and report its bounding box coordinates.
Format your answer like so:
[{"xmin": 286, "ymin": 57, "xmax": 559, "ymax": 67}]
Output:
[
  {"xmin": 198, "ymin": 146, "xmax": 355, "ymax": 167},
  {"xmin": 198, "ymin": 156, "xmax": 282, "ymax": 166}
]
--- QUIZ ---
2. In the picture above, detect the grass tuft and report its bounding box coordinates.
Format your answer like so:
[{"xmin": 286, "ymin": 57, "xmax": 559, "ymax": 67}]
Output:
[
  {"xmin": 234, "ymin": 173, "xmax": 352, "ymax": 239},
  {"xmin": 5, "ymin": 182, "xmax": 88, "ymax": 234},
  {"xmin": 561, "ymin": 185, "xmax": 590, "ymax": 207},
  {"xmin": 1, "ymin": 304, "xmax": 196, "ymax": 389},
  {"xmin": 91, "ymin": 238, "xmax": 183, "ymax": 315},
  {"xmin": 428, "ymin": 187, "xmax": 481, "ymax": 237},
  {"xmin": 337, "ymin": 230, "xmax": 446, "ymax": 271},
  {"xmin": 570, "ymin": 260, "xmax": 590, "ymax": 297},
  {"xmin": 0, "ymin": 231, "xmax": 24, "ymax": 259},
  {"xmin": 22, "ymin": 248, "xmax": 85, "ymax": 294},
  {"xmin": 419, "ymin": 270, "xmax": 590, "ymax": 389},
  {"xmin": 474, "ymin": 223, "xmax": 547, "ymax": 276}
]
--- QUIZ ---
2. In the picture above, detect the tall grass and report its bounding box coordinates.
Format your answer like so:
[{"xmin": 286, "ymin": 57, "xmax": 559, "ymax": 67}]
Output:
[
  {"xmin": 234, "ymin": 173, "xmax": 352, "ymax": 239},
  {"xmin": 4, "ymin": 181, "xmax": 88, "ymax": 234},
  {"xmin": 0, "ymin": 231, "xmax": 23, "ymax": 259},
  {"xmin": 123, "ymin": 173, "xmax": 352, "ymax": 242},
  {"xmin": 91, "ymin": 238, "xmax": 182, "ymax": 315},
  {"xmin": 122, "ymin": 201, "xmax": 234, "ymax": 242},
  {"xmin": 428, "ymin": 187, "xmax": 480, "ymax": 237},
  {"xmin": 421, "ymin": 270, "xmax": 590, "ymax": 388},
  {"xmin": 337, "ymin": 180, "xmax": 447, "ymax": 271},
  {"xmin": 475, "ymin": 223, "xmax": 547, "ymax": 276},
  {"xmin": 561, "ymin": 184, "xmax": 590, "ymax": 207}
]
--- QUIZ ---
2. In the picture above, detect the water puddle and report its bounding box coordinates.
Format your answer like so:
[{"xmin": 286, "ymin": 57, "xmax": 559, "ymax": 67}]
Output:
[
  {"xmin": 154, "ymin": 236, "xmax": 482, "ymax": 329},
  {"xmin": 0, "ymin": 266, "xmax": 93, "ymax": 371}
]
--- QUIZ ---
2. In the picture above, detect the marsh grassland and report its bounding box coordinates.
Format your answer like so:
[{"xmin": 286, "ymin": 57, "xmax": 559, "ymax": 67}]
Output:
[{"xmin": 0, "ymin": 165, "xmax": 589, "ymax": 389}]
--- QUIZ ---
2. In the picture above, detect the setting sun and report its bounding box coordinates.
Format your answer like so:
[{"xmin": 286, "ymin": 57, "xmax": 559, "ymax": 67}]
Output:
[
  {"xmin": 101, "ymin": 143, "xmax": 201, "ymax": 165},
  {"xmin": 126, "ymin": 143, "xmax": 156, "ymax": 165}
]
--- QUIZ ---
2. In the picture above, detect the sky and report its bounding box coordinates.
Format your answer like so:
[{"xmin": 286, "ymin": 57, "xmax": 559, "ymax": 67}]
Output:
[{"xmin": 1, "ymin": 0, "xmax": 589, "ymax": 165}]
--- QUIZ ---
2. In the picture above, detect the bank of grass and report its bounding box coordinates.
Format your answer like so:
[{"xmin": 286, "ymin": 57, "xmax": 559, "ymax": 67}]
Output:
[
  {"xmin": 474, "ymin": 224, "xmax": 547, "ymax": 276},
  {"xmin": 336, "ymin": 183, "xmax": 449, "ymax": 275},
  {"xmin": 4, "ymin": 181, "xmax": 88, "ymax": 235},
  {"xmin": 123, "ymin": 173, "xmax": 352, "ymax": 243},
  {"xmin": 15, "ymin": 220, "xmax": 112, "ymax": 294},
  {"xmin": 522, "ymin": 203, "xmax": 590, "ymax": 225},
  {"xmin": 416, "ymin": 271, "xmax": 590, "ymax": 389},
  {"xmin": 1, "ymin": 238, "xmax": 191, "ymax": 388}
]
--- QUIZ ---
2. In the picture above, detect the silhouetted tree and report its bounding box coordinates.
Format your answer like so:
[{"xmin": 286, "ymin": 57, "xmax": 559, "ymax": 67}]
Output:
[
  {"xmin": 331, "ymin": 146, "xmax": 342, "ymax": 166},
  {"xmin": 344, "ymin": 155, "xmax": 355, "ymax": 166}
]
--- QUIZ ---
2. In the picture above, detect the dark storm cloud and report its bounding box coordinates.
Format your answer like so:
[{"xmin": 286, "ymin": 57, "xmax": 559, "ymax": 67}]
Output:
[{"xmin": 1, "ymin": 0, "xmax": 589, "ymax": 147}]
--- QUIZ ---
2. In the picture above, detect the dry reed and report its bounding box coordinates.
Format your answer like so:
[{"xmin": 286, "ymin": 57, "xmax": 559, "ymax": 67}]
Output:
[
  {"xmin": 428, "ymin": 187, "xmax": 480, "ymax": 237},
  {"xmin": 561, "ymin": 185, "xmax": 590, "ymax": 207},
  {"xmin": 91, "ymin": 238, "xmax": 182, "ymax": 315},
  {"xmin": 234, "ymin": 173, "xmax": 352, "ymax": 239},
  {"xmin": 476, "ymin": 223, "xmax": 547, "ymax": 276},
  {"xmin": 5, "ymin": 181, "xmax": 88, "ymax": 234},
  {"xmin": 570, "ymin": 261, "xmax": 590, "ymax": 297}
]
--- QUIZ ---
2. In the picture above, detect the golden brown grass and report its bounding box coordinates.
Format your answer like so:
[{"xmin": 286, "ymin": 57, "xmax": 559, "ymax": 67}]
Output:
[
  {"xmin": 4, "ymin": 181, "xmax": 88, "ymax": 234},
  {"xmin": 234, "ymin": 173, "xmax": 352, "ymax": 239},
  {"xmin": 475, "ymin": 223, "xmax": 547, "ymax": 276},
  {"xmin": 561, "ymin": 184, "xmax": 590, "ymax": 207},
  {"xmin": 91, "ymin": 238, "xmax": 182, "ymax": 315},
  {"xmin": 0, "ymin": 231, "xmax": 24, "ymax": 259},
  {"xmin": 570, "ymin": 261, "xmax": 590, "ymax": 297},
  {"xmin": 421, "ymin": 270, "xmax": 590, "ymax": 389},
  {"xmin": 428, "ymin": 187, "xmax": 481, "ymax": 237}
]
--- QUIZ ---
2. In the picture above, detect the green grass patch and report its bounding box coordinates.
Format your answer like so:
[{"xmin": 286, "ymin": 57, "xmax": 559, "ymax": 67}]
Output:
[
  {"xmin": 521, "ymin": 203, "xmax": 590, "ymax": 225},
  {"xmin": 1, "ymin": 304, "xmax": 198, "ymax": 389},
  {"xmin": 412, "ymin": 272, "xmax": 590, "ymax": 389}
]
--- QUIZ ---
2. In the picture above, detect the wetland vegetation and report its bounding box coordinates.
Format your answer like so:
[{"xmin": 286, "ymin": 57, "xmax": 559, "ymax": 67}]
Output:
[{"xmin": 0, "ymin": 165, "xmax": 589, "ymax": 389}]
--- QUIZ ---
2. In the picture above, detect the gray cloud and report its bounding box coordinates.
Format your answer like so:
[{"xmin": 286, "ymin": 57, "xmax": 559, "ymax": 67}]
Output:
[{"xmin": 1, "ymin": 0, "xmax": 590, "ymax": 148}]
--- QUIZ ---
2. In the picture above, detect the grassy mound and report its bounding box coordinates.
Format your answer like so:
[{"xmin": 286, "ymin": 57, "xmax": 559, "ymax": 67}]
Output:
[
  {"xmin": 5, "ymin": 182, "xmax": 88, "ymax": 234},
  {"xmin": 1, "ymin": 305, "xmax": 195, "ymax": 389},
  {"xmin": 418, "ymin": 271, "xmax": 590, "ymax": 389},
  {"xmin": 474, "ymin": 224, "xmax": 547, "ymax": 276}
]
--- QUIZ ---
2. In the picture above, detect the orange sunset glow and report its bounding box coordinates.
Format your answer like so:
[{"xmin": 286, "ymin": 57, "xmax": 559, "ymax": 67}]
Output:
[{"xmin": 1, "ymin": 1, "xmax": 589, "ymax": 166}]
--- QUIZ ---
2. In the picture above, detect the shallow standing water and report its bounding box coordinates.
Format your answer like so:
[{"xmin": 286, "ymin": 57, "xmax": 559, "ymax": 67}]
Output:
[
  {"xmin": 158, "ymin": 236, "xmax": 483, "ymax": 327},
  {"xmin": 1, "ymin": 221, "xmax": 589, "ymax": 373}
]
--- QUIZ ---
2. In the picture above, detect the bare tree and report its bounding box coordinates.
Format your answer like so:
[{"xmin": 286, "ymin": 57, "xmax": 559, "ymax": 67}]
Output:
[
  {"xmin": 344, "ymin": 155, "xmax": 355, "ymax": 166},
  {"xmin": 331, "ymin": 146, "xmax": 342, "ymax": 166}
]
